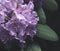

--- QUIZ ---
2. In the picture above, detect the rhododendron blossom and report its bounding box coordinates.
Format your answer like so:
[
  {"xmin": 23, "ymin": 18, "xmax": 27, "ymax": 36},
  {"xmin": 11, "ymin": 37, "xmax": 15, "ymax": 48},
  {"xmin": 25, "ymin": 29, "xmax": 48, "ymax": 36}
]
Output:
[{"xmin": 0, "ymin": 0, "xmax": 39, "ymax": 44}]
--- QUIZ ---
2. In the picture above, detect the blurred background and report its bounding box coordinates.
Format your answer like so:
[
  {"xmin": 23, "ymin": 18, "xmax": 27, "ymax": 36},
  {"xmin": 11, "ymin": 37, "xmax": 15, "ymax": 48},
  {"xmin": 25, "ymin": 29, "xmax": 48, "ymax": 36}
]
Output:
[
  {"xmin": 40, "ymin": 0, "xmax": 60, "ymax": 51},
  {"xmin": 0, "ymin": 0, "xmax": 60, "ymax": 51}
]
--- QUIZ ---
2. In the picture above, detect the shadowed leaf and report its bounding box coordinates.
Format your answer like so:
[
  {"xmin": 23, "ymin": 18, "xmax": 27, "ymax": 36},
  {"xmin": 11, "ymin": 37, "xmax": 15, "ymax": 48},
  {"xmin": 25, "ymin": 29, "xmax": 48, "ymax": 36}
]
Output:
[
  {"xmin": 37, "ymin": 8, "xmax": 46, "ymax": 24},
  {"xmin": 37, "ymin": 24, "xmax": 59, "ymax": 41},
  {"xmin": 26, "ymin": 44, "xmax": 41, "ymax": 51},
  {"xmin": 44, "ymin": 0, "xmax": 58, "ymax": 11}
]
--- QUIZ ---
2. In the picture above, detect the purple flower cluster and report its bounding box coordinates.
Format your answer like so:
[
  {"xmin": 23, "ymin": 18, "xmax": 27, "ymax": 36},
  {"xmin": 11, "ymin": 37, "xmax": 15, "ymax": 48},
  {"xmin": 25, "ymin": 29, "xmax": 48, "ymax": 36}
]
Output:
[{"xmin": 0, "ymin": 0, "xmax": 39, "ymax": 44}]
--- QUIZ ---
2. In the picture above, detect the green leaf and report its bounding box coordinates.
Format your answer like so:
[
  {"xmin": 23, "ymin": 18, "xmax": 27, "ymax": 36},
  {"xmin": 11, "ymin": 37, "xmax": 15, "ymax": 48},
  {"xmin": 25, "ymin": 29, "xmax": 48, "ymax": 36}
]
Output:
[
  {"xmin": 26, "ymin": 44, "xmax": 41, "ymax": 51},
  {"xmin": 44, "ymin": 0, "xmax": 58, "ymax": 11},
  {"xmin": 37, "ymin": 24, "xmax": 59, "ymax": 41},
  {"xmin": 37, "ymin": 8, "xmax": 46, "ymax": 24}
]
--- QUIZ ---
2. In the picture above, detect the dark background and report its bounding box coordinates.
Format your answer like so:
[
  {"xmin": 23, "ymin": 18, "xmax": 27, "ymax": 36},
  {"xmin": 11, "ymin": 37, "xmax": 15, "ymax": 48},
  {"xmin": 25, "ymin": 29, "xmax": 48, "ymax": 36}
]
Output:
[
  {"xmin": 40, "ymin": 0, "xmax": 60, "ymax": 51},
  {"xmin": 0, "ymin": 0, "xmax": 60, "ymax": 51}
]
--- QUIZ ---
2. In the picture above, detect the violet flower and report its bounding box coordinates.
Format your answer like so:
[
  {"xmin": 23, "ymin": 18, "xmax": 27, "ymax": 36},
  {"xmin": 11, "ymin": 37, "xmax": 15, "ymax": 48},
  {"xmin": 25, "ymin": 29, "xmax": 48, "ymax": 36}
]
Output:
[{"xmin": 0, "ymin": 0, "xmax": 39, "ymax": 44}]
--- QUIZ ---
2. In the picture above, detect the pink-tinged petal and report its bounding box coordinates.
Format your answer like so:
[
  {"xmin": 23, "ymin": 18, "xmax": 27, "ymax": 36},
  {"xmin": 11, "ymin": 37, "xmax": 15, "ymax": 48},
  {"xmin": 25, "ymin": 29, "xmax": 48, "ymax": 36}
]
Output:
[
  {"xmin": 17, "ymin": 0, "xmax": 24, "ymax": 4},
  {"xmin": 27, "ymin": 1, "xmax": 34, "ymax": 11}
]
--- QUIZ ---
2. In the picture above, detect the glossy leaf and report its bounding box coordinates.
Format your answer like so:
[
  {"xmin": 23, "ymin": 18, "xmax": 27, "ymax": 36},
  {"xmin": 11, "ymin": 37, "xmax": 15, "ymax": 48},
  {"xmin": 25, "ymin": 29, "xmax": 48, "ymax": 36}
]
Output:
[{"xmin": 37, "ymin": 24, "xmax": 59, "ymax": 41}]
